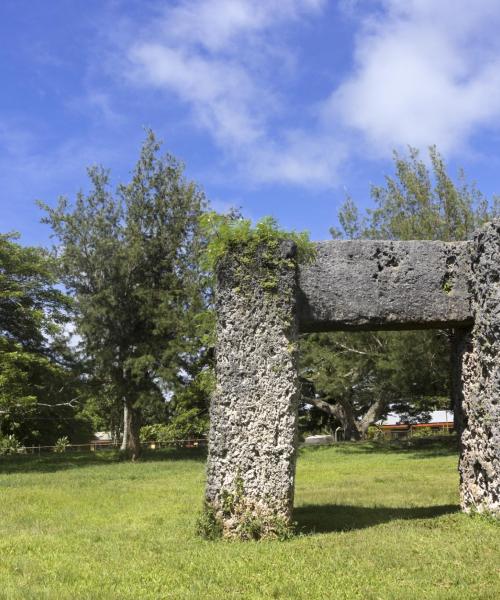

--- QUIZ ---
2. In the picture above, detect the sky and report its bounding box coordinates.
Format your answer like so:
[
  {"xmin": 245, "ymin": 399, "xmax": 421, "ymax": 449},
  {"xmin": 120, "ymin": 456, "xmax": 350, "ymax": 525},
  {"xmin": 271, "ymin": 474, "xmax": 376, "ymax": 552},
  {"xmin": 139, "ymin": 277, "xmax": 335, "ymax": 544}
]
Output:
[{"xmin": 3, "ymin": 0, "xmax": 500, "ymax": 246}]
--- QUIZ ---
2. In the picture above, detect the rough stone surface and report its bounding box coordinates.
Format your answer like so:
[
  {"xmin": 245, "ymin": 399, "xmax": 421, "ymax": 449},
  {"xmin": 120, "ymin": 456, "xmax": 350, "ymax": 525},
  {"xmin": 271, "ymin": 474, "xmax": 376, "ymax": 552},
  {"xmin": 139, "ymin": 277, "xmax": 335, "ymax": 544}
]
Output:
[
  {"xmin": 298, "ymin": 240, "xmax": 472, "ymax": 332},
  {"xmin": 458, "ymin": 221, "xmax": 500, "ymax": 515},
  {"xmin": 205, "ymin": 242, "xmax": 300, "ymax": 536}
]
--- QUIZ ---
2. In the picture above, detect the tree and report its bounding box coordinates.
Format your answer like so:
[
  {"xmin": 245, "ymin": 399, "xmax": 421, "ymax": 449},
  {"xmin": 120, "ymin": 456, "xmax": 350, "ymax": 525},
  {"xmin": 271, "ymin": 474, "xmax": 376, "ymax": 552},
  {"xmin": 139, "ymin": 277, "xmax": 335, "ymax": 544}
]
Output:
[
  {"xmin": 0, "ymin": 234, "xmax": 90, "ymax": 446},
  {"xmin": 300, "ymin": 329, "xmax": 450, "ymax": 440},
  {"xmin": 301, "ymin": 146, "xmax": 499, "ymax": 439},
  {"xmin": 41, "ymin": 131, "xmax": 207, "ymax": 459}
]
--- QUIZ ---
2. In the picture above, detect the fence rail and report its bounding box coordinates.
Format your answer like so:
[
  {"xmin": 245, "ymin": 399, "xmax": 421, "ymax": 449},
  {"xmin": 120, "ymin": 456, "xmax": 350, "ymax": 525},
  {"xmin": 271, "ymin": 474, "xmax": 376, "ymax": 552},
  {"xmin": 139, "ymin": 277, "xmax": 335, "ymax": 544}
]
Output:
[{"xmin": 11, "ymin": 438, "xmax": 208, "ymax": 455}]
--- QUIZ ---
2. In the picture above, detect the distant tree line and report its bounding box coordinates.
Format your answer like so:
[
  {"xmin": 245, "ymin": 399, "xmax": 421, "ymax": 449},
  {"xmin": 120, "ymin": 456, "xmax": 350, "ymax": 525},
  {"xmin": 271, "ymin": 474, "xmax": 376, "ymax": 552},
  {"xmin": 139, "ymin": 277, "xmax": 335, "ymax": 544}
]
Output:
[{"xmin": 2, "ymin": 136, "xmax": 499, "ymax": 456}]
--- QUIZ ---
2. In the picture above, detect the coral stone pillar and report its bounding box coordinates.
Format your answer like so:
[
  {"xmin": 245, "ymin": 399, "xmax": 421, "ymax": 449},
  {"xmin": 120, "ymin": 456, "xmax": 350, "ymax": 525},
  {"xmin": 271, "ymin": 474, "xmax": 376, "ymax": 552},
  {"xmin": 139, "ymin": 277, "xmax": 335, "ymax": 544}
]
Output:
[
  {"xmin": 205, "ymin": 241, "xmax": 300, "ymax": 538},
  {"xmin": 459, "ymin": 221, "xmax": 500, "ymax": 516}
]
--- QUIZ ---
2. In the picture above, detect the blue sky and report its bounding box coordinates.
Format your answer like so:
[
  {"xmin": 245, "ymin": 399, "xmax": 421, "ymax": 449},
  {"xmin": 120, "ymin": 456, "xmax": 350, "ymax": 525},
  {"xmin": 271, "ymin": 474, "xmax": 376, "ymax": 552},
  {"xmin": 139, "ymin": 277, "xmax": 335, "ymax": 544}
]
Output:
[{"xmin": 3, "ymin": 0, "xmax": 500, "ymax": 246}]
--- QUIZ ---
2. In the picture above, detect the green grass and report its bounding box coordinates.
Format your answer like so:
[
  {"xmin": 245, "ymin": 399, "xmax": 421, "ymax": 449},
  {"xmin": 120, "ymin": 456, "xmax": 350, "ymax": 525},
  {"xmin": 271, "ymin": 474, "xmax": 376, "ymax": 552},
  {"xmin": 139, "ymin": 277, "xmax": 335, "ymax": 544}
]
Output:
[{"xmin": 1, "ymin": 442, "xmax": 498, "ymax": 599}]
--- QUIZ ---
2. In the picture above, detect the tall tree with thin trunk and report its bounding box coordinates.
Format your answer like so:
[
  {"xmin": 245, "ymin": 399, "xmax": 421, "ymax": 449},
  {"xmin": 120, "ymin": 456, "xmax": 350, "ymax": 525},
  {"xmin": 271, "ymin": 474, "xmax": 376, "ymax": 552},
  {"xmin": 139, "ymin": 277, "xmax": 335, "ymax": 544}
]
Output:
[{"xmin": 41, "ymin": 131, "xmax": 206, "ymax": 459}]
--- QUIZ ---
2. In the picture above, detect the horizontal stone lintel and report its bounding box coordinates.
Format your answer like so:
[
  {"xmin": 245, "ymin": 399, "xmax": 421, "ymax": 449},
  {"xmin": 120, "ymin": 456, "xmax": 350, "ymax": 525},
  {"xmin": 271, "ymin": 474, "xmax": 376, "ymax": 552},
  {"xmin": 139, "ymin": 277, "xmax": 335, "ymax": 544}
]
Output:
[{"xmin": 298, "ymin": 240, "xmax": 473, "ymax": 332}]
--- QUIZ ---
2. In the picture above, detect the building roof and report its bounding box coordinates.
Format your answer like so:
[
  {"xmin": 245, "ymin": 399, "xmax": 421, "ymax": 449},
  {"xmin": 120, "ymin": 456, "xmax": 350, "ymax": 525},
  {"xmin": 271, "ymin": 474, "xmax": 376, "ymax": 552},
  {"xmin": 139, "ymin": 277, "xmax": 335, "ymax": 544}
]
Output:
[{"xmin": 380, "ymin": 410, "xmax": 453, "ymax": 426}]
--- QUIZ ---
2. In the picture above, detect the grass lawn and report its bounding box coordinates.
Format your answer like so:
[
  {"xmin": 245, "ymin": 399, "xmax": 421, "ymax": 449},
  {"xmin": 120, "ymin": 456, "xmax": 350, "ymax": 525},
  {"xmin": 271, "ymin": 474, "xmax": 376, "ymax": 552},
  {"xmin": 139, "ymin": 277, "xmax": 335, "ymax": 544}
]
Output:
[{"xmin": 1, "ymin": 441, "xmax": 499, "ymax": 599}]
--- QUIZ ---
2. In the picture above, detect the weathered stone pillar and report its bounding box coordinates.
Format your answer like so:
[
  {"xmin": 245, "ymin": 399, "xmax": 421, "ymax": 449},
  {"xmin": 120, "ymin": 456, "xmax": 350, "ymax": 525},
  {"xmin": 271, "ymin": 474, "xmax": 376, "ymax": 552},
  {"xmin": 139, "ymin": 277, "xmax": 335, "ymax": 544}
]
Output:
[
  {"xmin": 205, "ymin": 241, "xmax": 300, "ymax": 539},
  {"xmin": 459, "ymin": 221, "xmax": 500, "ymax": 516}
]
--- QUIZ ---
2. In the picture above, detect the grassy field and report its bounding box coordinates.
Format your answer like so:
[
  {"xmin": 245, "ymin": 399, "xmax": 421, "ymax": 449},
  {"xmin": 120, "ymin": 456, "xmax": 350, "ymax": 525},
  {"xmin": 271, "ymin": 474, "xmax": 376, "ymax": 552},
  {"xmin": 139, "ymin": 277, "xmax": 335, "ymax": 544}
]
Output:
[{"xmin": 0, "ymin": 442, "xmax": 499, "ymax": 600}]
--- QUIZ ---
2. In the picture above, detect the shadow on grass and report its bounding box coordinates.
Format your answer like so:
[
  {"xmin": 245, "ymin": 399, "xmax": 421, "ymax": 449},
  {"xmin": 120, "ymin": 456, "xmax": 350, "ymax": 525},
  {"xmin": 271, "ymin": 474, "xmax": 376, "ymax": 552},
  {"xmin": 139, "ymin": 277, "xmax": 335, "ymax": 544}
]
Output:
[
  {"xmin": 0, "ymin": 447, "xmax": 207, "ymax": 475},
  {"xmin": 294, "ymin": 503, "xmax": 459, "ymax": 534}
]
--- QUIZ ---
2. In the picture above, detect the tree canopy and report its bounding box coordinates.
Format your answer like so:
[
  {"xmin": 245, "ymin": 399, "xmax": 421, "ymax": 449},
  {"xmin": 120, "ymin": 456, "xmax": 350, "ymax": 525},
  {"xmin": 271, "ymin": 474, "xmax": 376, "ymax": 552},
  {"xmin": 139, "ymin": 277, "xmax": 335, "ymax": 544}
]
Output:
[
  {"xmin": 41, "ymin": 131, "xmax": 208, "ymax": 459},
  {"xmin": 300, "ymin": 146, "xmax": 500, "ymax": 439},
  {"xmin": 0, "ymin": 234, "xmax": 91, "ymax": 447}
]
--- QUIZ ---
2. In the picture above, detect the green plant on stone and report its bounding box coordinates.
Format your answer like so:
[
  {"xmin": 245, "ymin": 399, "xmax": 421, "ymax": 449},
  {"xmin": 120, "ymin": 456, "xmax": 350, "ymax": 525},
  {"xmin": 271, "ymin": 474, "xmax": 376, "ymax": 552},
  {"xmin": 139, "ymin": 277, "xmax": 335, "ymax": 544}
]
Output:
[
  {"xmin": 200, "ymin": 213, "xmax": 316, "ymax": 285},
  {"xmin": 197, "ymin": 476, "xmax": 295, "ymax": 541},
  {"xmin": 221, "ymin": 488, "xmax": 237, "ymax": 517},
  {"xmin": 195, "ymin": 502, "xmax": 223, "ymax": 541}
]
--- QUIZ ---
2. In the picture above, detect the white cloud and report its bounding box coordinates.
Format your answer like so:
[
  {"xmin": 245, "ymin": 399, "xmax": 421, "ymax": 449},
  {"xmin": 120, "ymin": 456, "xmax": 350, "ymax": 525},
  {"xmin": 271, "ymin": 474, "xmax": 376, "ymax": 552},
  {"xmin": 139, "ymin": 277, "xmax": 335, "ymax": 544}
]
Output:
[
  {"xmin": 247, "ymin": 131, "xmax": 348, "ymax": 187},
  {"xmin": 129, "ymin": 42, "xmax": 265, "ymax": 147},
  {"xmin": 160, "ymin": 0, "xmax": 324, "ymax": 52},
  {"xmin": 327, "ymin": 0, "xmax": 500, "ymax": 155},
  {"xmin": 126, "ymin": 0, "xmax": 336, "ymax": 186},
  {"xmin": 122, "ymin": 0, "xmax": 500, "ymax": 187}
]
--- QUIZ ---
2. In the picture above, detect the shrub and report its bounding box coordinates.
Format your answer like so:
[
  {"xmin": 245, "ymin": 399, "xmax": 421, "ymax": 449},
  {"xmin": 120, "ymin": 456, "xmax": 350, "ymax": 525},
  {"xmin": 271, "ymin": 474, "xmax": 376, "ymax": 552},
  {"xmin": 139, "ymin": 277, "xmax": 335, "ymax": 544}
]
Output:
[
  {"xmin": 366, "ymin": 426, "xmax": 385, "ymax": 441},
  {"xmin": 195, "ymin": 502, "xmax": 223, "ymax": 540},
  {"xmin": 53, "ymin": 436, "xmax": 69, "ymax": 453},
  {"xmin": 140, "ymin": 409, "xmax": 208, "ymax": 447},
  {"xmin": 0, "ymin": 434, "xmax": 24, "ymax": 455},
  {"xmin": 411, "ymin": 427, "xmax": 447, "ymax": 438}
]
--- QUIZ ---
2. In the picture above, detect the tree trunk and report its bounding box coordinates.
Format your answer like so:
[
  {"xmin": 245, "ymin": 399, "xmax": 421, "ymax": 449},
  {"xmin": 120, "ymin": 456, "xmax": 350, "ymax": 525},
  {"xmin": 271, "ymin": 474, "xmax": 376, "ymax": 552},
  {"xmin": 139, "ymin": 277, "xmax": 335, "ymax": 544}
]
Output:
[
  {"xmin": 304, "ymin": 396, "xmax": 361, "ymax": 440},
  {"xmin": 120, "ymin": 398, "xmax": 129, "ymax": 452},
  {"xmin": 120, "ymin": 398, "xmax": 141, "ymax": 460},
  {"xmin": 356, "ymin": 397, "xmax": 385, "ymax": 439},
  {"xmin": 305, "ymin": 394, "xmax": 384, "ymax": 441},
  {"xmin": 128, "ymin": 407, "xmax": 141, "ymax": 461},
  {"xmin": 337, "ymin": 398, "xmax": 361, "ymax": 441}
]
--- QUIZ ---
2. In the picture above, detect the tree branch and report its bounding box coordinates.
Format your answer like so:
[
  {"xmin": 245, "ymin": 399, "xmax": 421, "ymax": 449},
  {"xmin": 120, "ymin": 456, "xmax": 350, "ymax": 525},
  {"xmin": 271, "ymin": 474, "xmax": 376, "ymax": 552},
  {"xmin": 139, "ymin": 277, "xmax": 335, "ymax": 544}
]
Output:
[
  {"xmin": 0, "ymin": 398, "xmax": 80, "ymax": 415},
  {"xmin": 303, "ymin": 395, "xmax": 342, "ymax": 418}
]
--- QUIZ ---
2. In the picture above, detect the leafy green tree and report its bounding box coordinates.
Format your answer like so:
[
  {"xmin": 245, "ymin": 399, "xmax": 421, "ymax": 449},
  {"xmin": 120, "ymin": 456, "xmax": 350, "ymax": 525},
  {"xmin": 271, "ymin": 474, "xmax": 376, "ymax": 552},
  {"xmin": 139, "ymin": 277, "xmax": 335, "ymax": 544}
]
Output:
[
  {"xmin": 300, "ymin": 329, "xmax": 450, "ymax": 439},
  {"xmin": 41, "ymin": 132, "xmax": 207, "ymax": 459},
  {"xmin": 332, "ymin": 146, "xmax": 497, "ymax": 242},
  {"xmin": 0, "ymin": 233, "xmax": 68, "ymax": 351},
  {"xmin": 0, "ymin": 234, "xmax": 89, "ymax": 446},
  {"xmin": 301, "ymin": 146, "xmax": 499, "ymax": 439}
]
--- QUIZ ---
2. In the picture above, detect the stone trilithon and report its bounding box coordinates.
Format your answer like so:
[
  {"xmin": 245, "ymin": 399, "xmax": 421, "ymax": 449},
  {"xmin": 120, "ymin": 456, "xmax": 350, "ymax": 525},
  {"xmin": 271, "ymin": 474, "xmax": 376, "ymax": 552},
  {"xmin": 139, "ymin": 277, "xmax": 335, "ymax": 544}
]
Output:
[{"xmin": 205, "ymin": 222, "xmax": 500, "ymax": 539}]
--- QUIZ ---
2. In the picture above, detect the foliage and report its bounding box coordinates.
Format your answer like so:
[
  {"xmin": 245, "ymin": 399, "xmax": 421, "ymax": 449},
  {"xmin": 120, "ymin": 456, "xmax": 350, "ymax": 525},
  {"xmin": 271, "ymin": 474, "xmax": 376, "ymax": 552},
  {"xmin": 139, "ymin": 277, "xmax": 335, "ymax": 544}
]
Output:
[
  {"xmin": 365, "ymin": 426, "xmax": 385, "ymax": 441},
  {"xmin": 0, "ymin": 433, "xmax": 24, "ymax": 455},
  {"xmin": 40, "ymin": 131, "xmax": 208, "ymax": 459},
  {"xmin": 410, "ymin": 427, "xmax": 453, "ymax": 439},
  {"xmin": 0, "ymin": 234, "xmax": 90, "ymax": 446},
  {"xmin": 139, "ymin": 408, "xmax": 208, "ymax": 445},
  {"xmin": 302, "ymin": 146, "xmax": 500, "ymax": 438},
  {"xmin": 195, "ymin": 502, "xmax": 224, "ymax": 541},
  {"xmin": 330, "ymin": 145, "xmax": 499, "ymax": 242},
  {"xmin": 200, "ymin": 213, "xmax": 315, "ymax": 275},
  {"xmin": 53, "ymin": 436, "xmax": 70, "ymax": 453},
  {"xmin": 0, "ymin": 234, "xmax": 68, "ymax": 420},
  {"xmin": 0, "ymin": 233, "xmax": 70, "ymax": 349},
  {"xmin": 301, "ymin": 328, "xmax": 451, "ymax": 439}
]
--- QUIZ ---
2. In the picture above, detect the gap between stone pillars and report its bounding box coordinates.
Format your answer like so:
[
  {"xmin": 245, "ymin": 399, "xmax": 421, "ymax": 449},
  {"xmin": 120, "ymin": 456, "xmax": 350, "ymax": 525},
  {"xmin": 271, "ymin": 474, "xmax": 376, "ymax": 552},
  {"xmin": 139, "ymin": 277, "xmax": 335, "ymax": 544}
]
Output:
[
  {"xmin": 450, "ymin": 327, "xmax": 469, "ymax": 441},
  {"xmin": 204, "ymin": 240, "xmax": 301, "ymax": 539}
]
